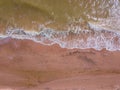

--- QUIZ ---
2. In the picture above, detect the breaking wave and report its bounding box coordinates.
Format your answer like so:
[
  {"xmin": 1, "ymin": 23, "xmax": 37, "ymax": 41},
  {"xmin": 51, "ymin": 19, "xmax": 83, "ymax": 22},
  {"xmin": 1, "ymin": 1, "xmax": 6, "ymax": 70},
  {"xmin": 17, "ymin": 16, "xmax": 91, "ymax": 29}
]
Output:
[{"xmin": 0, "ymin": 22, "xmax": 120, "ymax": 51}]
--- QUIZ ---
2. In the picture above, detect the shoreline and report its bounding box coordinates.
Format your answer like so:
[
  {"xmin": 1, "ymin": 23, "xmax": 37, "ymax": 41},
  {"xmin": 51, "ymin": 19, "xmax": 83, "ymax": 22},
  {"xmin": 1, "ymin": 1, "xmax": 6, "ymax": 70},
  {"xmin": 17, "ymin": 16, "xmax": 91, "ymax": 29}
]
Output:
[{"xmin": 1, "ymin": 26, "xmax": 120, "ymax": 51}]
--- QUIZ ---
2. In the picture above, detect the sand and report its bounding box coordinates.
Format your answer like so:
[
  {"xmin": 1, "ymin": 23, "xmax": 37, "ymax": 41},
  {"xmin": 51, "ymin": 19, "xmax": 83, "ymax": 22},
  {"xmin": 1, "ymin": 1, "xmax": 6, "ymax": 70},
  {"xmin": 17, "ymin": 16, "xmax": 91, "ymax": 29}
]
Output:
[{"xmin": 0, "ymin": 37, "xmax": 120, "ymax": 90}]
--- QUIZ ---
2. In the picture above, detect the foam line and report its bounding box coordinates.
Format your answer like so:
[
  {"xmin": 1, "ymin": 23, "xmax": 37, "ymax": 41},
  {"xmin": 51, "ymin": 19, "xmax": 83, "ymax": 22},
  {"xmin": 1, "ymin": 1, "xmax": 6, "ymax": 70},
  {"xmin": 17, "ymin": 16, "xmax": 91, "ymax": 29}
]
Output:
[{"xmin": 0, "ymin": 25, "xmax": 120, "ymax": 51}]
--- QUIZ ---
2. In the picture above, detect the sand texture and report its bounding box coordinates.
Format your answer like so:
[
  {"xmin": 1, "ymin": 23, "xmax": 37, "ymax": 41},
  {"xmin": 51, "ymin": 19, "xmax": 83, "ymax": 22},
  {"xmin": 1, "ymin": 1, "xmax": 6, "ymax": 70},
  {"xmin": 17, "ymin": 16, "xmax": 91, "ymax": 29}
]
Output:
[{"xmin": 0, "ymin": 38, "xmax": 120, "ymax": 90}]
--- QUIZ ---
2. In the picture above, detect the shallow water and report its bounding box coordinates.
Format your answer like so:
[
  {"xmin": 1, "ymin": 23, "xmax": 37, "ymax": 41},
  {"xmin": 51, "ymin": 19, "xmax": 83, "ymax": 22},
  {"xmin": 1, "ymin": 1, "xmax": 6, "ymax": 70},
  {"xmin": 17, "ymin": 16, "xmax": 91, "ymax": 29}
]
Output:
[{"xmin": 0, "ymin": 0, "xmax": 120, "ymax": 51}]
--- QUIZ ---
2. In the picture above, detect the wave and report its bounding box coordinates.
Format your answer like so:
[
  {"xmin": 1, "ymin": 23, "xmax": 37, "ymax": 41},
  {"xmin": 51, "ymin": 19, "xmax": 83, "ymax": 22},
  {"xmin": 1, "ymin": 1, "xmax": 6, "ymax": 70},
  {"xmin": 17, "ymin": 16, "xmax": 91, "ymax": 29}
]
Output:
[{"xmin": 1, "ymin": 22, "xmax": 120, "ymax": 51}]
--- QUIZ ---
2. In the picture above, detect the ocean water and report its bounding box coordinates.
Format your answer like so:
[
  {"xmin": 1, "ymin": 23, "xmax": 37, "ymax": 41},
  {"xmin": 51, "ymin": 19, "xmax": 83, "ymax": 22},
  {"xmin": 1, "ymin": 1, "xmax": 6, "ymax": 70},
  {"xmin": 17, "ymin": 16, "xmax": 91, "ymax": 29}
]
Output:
[{"xmin": 0, "ymin": 0, "xmax": 120, "ymax": 51}]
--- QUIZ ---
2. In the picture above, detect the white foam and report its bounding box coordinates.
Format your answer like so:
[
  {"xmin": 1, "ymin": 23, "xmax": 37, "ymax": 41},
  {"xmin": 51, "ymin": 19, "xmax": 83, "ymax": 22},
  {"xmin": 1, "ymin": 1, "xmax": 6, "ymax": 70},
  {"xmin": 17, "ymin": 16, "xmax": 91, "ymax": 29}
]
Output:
[{"xmin": 0, "ymin": 25, "xmax": 120, "ymax": 51}]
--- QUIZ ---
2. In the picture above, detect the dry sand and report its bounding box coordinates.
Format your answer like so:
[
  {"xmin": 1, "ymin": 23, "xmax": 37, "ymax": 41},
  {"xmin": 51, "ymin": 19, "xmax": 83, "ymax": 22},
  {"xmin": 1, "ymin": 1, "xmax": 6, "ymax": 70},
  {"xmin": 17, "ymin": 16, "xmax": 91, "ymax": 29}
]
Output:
[{"xmin": 0, "ymin": 37, "xmax": 120, "ymax": 90}]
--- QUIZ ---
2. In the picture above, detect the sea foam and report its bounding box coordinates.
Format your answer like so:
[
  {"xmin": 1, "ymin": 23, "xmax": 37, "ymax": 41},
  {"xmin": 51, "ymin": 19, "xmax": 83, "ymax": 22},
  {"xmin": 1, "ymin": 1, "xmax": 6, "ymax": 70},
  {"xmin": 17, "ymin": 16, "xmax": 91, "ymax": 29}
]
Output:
[{"xmin": 0, "ymin": 22, "xmax": 120, "ymax": 51}]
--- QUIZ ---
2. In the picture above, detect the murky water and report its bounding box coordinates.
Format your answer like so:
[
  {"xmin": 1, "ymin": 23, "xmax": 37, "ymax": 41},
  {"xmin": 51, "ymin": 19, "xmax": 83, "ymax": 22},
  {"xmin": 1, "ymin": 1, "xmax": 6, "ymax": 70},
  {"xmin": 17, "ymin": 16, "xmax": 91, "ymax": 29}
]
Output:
[
  {"xmin": 0, "ymin": 0, "xmax": 119, "ymax": 30},
  {"xmin": 0, "ymin": 0, "xmax": 120, "ymax": 50}
]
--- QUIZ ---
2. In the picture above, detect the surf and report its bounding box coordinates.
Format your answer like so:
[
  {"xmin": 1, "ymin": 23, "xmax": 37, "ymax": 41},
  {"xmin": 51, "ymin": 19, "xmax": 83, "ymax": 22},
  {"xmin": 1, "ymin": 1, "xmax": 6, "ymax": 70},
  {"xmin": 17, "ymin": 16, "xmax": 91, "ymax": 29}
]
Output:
[{"xmin": 0, "ymin": 22, "xmax": 120, "ymax": 51}]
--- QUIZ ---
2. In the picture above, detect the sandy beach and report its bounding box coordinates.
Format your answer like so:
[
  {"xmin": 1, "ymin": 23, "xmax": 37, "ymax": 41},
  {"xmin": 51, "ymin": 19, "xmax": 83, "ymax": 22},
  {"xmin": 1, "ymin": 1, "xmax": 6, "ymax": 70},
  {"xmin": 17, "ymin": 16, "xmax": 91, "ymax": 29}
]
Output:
[
  {"xmin": 0, "ymin": 0, "xmax": 120, "ymax": 90},
  {"xmin": 0, "ymin": 38, "xmax": 120, "ymax": 90}
]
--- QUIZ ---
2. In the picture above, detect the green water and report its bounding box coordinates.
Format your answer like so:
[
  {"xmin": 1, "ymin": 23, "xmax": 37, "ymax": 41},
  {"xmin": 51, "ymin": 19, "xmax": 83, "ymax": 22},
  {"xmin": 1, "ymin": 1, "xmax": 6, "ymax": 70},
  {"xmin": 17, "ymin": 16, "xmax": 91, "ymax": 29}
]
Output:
[{"xmin": 0, "ymin": 0, "xmax": 119, "ymax": 31}]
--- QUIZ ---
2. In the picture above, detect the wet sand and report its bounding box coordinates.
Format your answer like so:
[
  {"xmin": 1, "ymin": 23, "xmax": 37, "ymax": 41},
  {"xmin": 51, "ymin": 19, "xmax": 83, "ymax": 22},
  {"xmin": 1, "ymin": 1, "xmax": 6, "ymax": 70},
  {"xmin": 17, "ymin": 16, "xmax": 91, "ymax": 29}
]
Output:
[{"xmin": 0, "ymin": 38, "xmax": 120, "ymax": 90}]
